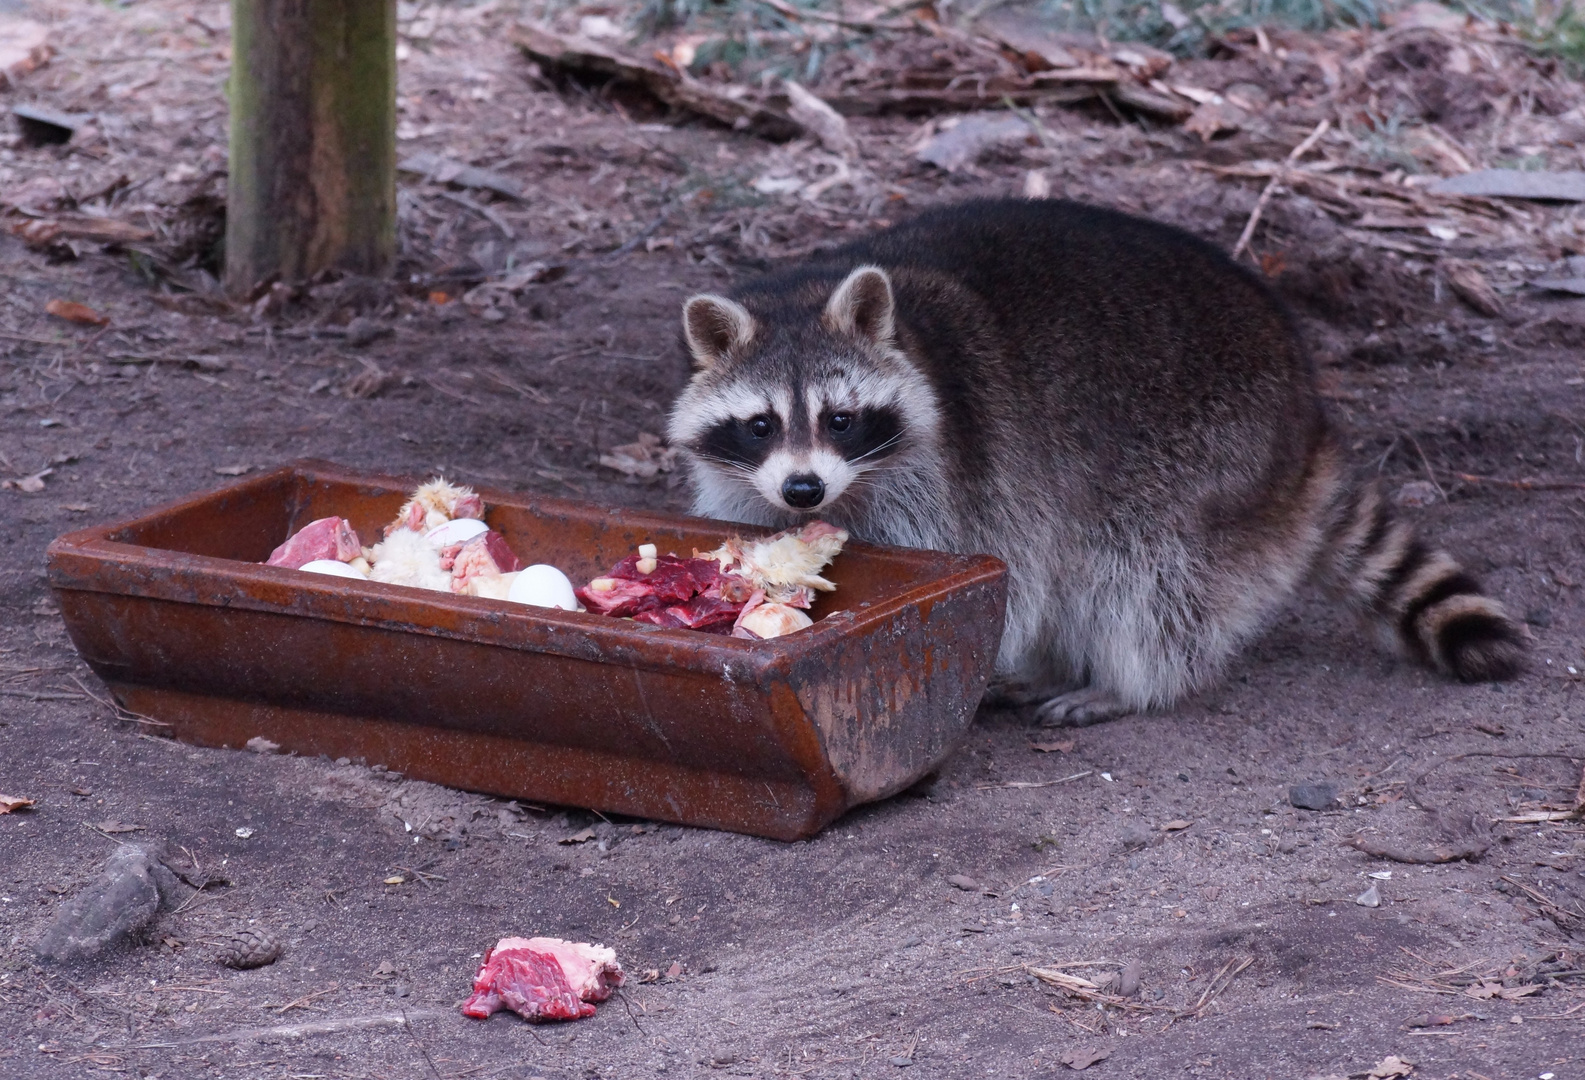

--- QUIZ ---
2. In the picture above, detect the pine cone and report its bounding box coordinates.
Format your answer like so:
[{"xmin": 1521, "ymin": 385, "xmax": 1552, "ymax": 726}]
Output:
[{"xmin": 214, "ymin": 928, "xmax": 282, "ymax": 969}]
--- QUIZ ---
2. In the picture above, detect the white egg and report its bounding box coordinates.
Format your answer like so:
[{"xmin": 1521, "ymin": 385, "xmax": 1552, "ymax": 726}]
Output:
[
  {"xmin": 507, "ymin": 564, "xmax": 579, "ymax": 610},
  {"xmin": 424, "ymin": 517, "xmax": 490, "ymax": 548},
  {"xmin": 299, "ymin": 559, "xmax": 369, "ymax": 580}
]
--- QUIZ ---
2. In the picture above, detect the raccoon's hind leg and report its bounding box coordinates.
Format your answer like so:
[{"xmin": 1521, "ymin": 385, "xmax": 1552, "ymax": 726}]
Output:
[{"xmin": 1320, "ymin": 481, "xmax": 1528, "ymax": 681}]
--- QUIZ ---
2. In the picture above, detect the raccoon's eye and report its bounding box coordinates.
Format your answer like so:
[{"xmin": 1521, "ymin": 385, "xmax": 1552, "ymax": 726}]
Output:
[
  {"xmin": 828, "ymin": 413, "xmax": 853, "ymax": 433},
  {"xmin": 747, "ymin": 415, "xmax": 775, "ymax": 439}
]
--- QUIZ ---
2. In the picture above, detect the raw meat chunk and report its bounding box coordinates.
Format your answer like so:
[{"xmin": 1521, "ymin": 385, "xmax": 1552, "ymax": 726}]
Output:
[
  {"xmin": 576, "ymin": 554, "xmax": 721, "ymax": 617},
  {"xmin": 445, "ymin": 531, "xmax": 523, "ymax": 593},
  {"xmin": 266, "ymin": 517, "xmax": 361, "ymax": 570},
  {"xmin": 462, "ymin": 937, "xmax": 624, "ymax": 1023},
  {"xmin": 633, "ymin": 592, "xmax": 748, "ymax": 633}
]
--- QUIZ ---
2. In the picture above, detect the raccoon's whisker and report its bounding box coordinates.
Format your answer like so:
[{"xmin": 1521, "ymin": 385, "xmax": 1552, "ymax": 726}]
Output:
[{"xmin": 848, "ymin": 433, "xmax": 905, "ymax": 464}]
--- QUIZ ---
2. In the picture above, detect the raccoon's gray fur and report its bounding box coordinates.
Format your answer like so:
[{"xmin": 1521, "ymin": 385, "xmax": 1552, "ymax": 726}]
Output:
[{"xmin": 667, "ymin": 198, "xmax": 1527, "ymax": 724}]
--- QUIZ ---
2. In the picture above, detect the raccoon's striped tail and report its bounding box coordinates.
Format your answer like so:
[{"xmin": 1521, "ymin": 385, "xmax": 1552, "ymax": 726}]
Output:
[{"xmin": 1319, "ymin": 481, "xmax": 1528, "ymax": 682}]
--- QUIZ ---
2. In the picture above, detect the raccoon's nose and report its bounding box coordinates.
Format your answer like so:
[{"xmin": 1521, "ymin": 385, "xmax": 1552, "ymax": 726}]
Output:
[{"xmin": 781, "ymin": 473, "xmax": 825, "ymax": 509}]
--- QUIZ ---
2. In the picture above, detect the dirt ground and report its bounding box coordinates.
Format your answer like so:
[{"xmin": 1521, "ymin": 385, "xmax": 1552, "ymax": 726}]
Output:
[{"xmin": 3, "ymin": 0, "xmax": 1585, "ymax": 1077}]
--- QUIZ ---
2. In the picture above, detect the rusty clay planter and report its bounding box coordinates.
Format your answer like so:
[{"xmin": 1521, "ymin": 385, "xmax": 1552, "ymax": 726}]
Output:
[{"xmin": 46, "ymin": 460, "xmax": 1007, "ymax": 840}]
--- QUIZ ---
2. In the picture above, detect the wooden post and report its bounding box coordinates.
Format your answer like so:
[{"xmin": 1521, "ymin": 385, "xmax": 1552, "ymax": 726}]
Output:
[{"xmin": 226, "ymin": 0, "xmax": 396, "ymax": 295}]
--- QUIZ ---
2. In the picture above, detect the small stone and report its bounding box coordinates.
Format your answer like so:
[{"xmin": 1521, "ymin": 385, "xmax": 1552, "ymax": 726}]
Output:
[
  {"xmin": 947, "ymin": 874, "xmax": 980, "ymax": 891},
  {"xmin": 1392, "ymin": 480, "xmax": 1440, "ymax": 508},
  {"xmin": 36, "ymin": 845, "xmax": 182, "ymax": 963},
  {"xmin": 344, "ymin": 316, "xmax": 391, "ymax": 347},
  {"xmin": 1277, "ymin": 837, "xmax": 1298, "ymax": 854},
  {"xmin": 245, "ymin": 736, "xmax": 280, "ymax": 754},
  {"xmin": 1119, "ymin": 824, "xmax": 1151, "ymax": 851},
  {"xmin": 1118, "ymin": 959, "xmax": 1142, "ymax": 998},
  {"xmin": 1355, "ymin": 884, "xmax": 1381, "ymax": 908},
  {"xmin": 1289, "ymin": 783, "xmax": 1339, "ymax": 811},
  {"xmin": 889, "ymin": 1056, "xmax": 914, "ymax": 1067}
]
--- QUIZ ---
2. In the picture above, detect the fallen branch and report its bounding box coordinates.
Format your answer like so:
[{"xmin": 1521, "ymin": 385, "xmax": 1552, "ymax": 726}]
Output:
[
  {"xmin": 517, "ymin": 25, "xmax": 800, "ymax": 139},
  {"xmin": 1348, "ymin": 835, "xmax": 1489, "ymax": 865},
  {"xmin": 1231, "ymin": 119, "xmax": 1331, "ymax": 260},
  {"xmin": 122, "ymin": 1009, "xmax": 452, "ymax": 1048}
]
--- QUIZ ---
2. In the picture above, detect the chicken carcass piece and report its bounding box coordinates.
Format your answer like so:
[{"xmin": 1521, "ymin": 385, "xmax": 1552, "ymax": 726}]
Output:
[
  {"xmin": 706, "ymin": 520, "xmax": 848, "ymax": 607},
  {"xmin": 445, "ymin": 531, "xmax": 523, "ymax": 593},
  {"xmin": 462, "ymin": 937, "xmax": 624, "ymax": 1022},
  {"xmin": 368, "ymin": 528, "xmax": 454, "ymax": 592},
  {"xmin": 390, "ymin": 478, "xmax": 485, "ymax": 536},
  {"xmin": 266, "ymin": 516, "xmax": 361, "ymax": 570}
]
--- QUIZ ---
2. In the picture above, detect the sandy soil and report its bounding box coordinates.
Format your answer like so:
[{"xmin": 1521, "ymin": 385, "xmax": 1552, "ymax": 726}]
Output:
[{"xmin": 2, "ymin": 1, "xmax": 1584, "ymax": 1077}]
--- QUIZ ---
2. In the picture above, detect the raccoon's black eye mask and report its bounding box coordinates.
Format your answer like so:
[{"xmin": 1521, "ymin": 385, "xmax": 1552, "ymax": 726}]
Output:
[
  {"xmin": 698, "ymin": 414, "xmax": 782, "ymax": 467},
  {"xmin": 822, "ymin": 406, "xmax": 903, "ymax": 463}
]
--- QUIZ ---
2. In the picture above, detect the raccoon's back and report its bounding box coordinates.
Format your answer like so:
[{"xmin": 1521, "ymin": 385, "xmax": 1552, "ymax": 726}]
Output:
[{"xmin": 823, "ymin": 198, "xmax": 1326, "ymax": 520}]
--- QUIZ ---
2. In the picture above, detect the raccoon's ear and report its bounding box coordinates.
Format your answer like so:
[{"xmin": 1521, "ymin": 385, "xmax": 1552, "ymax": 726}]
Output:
[
  {"xmin": 824, "ymin": 265, "xmax": 896, "ymax": 347},
  {"xmin": 681, "ymin": 294, "xmax": 756, "ymax": 371}
]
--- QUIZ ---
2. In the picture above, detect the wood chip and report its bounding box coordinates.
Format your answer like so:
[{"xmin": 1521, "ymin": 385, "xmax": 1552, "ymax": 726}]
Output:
[
  {"xmin": 1429, "ymin": 169, "xmax": 1585, "ymax": 202},
  {"xmin": 1444, "ymin": 261, "xmax": 1503, "ymax": 317}
]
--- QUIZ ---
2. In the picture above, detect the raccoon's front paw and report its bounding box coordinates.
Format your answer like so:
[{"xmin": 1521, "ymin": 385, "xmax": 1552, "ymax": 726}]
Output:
[
  {"xmin": 1034, "ymin": 688, "xmax": 1133, "ymax": 727},
  {"xmin": 981, "ymin": 680, "xmax": 1050, "ymax": 710}
]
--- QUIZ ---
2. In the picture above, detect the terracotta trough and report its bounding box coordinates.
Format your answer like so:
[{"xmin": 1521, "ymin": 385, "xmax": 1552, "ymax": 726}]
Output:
[{"xmin": 46, "ymin": 460, "xmax": 1007, "ymax": 840}]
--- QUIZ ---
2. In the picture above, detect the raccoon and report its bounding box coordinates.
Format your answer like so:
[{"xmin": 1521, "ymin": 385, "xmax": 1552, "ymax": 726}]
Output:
[{"xmin": 666, "ymin": 198, "xmax": 1527, "ymax": 724}]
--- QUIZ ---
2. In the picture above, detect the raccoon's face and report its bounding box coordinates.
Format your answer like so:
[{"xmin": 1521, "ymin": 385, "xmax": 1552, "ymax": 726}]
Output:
[{"xmin": 667, "ymin": 266, "xmax": 939, "ymax": 518}]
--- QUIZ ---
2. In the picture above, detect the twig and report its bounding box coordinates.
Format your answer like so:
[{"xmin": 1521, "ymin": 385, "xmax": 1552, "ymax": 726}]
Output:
[
  {"xmin": 616, "ymin": 989, "xmax": 646, "ymax": 1035},
  {"xmin": 601, "ymin": 212, "xmax": 669, "ymax": 262},
  {"xmin": 1406, "ymin": 435, "xmax": 1448, "ymax": 503},
  {"xmin": 436, "ymin": 190, "xmax": 515, "ymax": 240},
  {"xmin": 1454, "ymin": 472, "xmax": 1585, "ymax": 492},
  {"xmin": 752, "ymin": 0, "xmax": 915, "ymax": 33},
  {"xmin": 402, "ymin": 1009, "xmax": 444, "ymax": 1080},
  {"xmin": 1231, "ymin": 119, "xmax": 1331, "ymax": 260},
  {"xmin": 70, "ymin": 674, "xmax": 170, "ymax": 727},
  {"xmin": 977, "ymin": 770, "xmax": 1092, "ymax": 790},
  {"xmin": 264, "ymin": 983, "xmax": 340, "ymax": 1015},
  {"xmin": 1183, "ymin": 956, "xmax": 1254, "ymax": 1018}
]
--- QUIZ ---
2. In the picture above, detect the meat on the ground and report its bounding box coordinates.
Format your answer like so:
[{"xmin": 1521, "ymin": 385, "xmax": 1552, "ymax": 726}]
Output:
[
  {"xmin": 462, "ymin": 937, "xmax": 624, "ymax": 1022},
  {"xmin": 265, "ymin": 516, "xmax": 361, "ymax": 570}
]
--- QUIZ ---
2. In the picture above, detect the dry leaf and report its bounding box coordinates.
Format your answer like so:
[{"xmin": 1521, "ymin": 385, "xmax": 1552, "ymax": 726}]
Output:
[
  {"xmin": 559, "ymin": 827, "xmax": 596, "ymax": 844},
  {"xmin": 44, "ymin": 298, "xmax": 109, "ymax": 325},
  {"xmin": 599, "ymin": 432, "xmax": 678, "ymax": 479},
  {"xmin": 1161, "ymin": 819, "xmax": 1193, "ymax": 831},
  {"xmin": 2, "ymin": 467, "xmax": 52, "ymax": 493},
  {"xmin": 1366, "ymin": 1055, "xmax": 1414, "ymax": 1078},
  {"xmin": 1031, "ymin": 740, "xmax": 1075, "ymax": 753},
  {"xmin": 0, "ymin": 794, "xmax": 36, "ymax": 813},
  {"xmin": 384, "ymin": 876, "xmax": 405, "ymax": 885},
  {"xmin": 1182, "ymin": 101, "xmax": 1243, "ymax": 141},
  {"xmin": 1060, "ymin": 1046, "xmax": 1112, "ymax": 1070}
]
